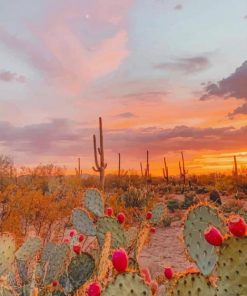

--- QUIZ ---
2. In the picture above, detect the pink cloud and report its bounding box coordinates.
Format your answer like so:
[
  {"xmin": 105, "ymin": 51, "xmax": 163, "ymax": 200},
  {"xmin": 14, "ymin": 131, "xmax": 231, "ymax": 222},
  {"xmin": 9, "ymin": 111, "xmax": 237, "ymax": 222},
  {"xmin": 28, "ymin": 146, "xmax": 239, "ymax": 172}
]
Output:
[{"xmin": 0, "ymin": 70, "xmax": 26, "ymax": 83}]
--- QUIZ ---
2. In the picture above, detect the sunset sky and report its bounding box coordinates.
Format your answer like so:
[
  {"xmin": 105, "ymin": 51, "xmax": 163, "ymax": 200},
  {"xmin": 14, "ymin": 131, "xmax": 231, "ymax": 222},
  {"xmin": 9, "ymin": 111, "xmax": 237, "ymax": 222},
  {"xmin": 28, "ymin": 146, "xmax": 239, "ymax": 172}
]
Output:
[{"xmin": 0, "ymin": 0, "xmax": 247, "ymax": 175}]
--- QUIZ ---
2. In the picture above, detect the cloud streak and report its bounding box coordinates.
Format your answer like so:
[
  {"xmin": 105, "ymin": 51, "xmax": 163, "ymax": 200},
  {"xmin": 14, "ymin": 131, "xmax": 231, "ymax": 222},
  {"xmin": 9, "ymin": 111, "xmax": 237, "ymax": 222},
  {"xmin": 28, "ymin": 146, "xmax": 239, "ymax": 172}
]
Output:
[
  {"xmin": 155, "ymin": 56, "xmax": 210, "ymax": 74},
  {"xmin": 1, "ymin": 120, "xmax": 246, "ymax": 160},
  {"xmin": 0, "ymin": 70, "xmax": 26, "ymax": 83},
  {"xmin": 201, "ymin": 61, "xmax": 247, "ymax": 101}
]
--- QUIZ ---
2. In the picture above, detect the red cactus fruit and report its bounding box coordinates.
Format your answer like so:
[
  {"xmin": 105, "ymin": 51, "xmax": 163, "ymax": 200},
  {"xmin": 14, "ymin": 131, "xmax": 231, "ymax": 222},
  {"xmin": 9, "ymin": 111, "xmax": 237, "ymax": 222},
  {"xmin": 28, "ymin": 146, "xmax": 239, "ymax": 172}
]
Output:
[
  {"xmin": 204, "ymin": 226, "xmax": 224, "ymax": 246},
  {"xmin": 228, "ymin": 216, "xmax": 246, "ymax": 237},
  {"xmin": 63, "ymin": 238, "xmax": 70, "ymax": 244},
  {"xmin": 112, "ymin": 248, "xmax": 128, "ymax": 272},
  {"xmin": 146, "ymin": 211, "xmax": 153, "ymax": 220},
  {"xmin": 78, "ymin": 234, "xmax": 85, "ymax": 242},
  {"xmin": 117, "ymin": 212, "xmax": 125, "ymax": 224},
  {"xmin": 86, "ymin": 282, "xmax": 102, "ymax": 296},
  {"xmin": 69, "ymin": 230, "xmax": 76, "ymax": 237},
  {"xmin": 164, "ymin": 267, "xmax": 173, "ymax": 280},
  {"xmin": 73, "ymin": 245, "xmax": 81, "ymax": 255},
  {"xmin": 106, "ymin": 207, "xmax": 113, "ymax": 217},
  {"xmin": 150, "ymin": 227, "xmax": 156, "ymax": 234},
  {"xmin": 141, "ymin": 267, "xmax": 152, "ymax": 284},
  {"xmin": 52, "ymin": 280, "xmax": 58, "ymax": 287},
  {"xmin": 150, "ymin": 280, "xmax": 158, "ymax": 295}
]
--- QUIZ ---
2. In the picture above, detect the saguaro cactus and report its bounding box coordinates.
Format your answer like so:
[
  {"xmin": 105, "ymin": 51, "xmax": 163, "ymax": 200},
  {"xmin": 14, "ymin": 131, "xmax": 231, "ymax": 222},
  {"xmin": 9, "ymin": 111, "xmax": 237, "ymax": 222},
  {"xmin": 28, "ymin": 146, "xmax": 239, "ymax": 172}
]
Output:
[
  {"xmin": 118, "ymin": 153, "xmax": 121, "ymax": 177},
  {"xmin": 92, "ymin": 117, "xmax": 107, "ymax": 189},
  {"xmin": 140, "ymin": 162, "xmax": 144, "ymax": 177},
  {"xmin": 75, "ymin": 157, "xmax": 82, "ymax": 176},
  {"xmin": 179, "ymin": 151, "xmax": 187, "ymax": 184},
  {"xmin": 233, "ymin": 155, "xmax": 238, "ymax": 187},
  {"xmin": 145, "ymin": 150, "xmax": 150, "ymax": 178},
  {"xmin": 163, "ymin": 157, "xmax": 169, "ymax": 183}
]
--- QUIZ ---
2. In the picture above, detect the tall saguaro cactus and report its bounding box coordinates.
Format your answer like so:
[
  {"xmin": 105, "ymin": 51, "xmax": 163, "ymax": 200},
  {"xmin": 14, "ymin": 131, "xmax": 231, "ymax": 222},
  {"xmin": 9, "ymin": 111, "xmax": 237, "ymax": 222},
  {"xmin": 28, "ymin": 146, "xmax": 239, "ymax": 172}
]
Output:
[
  {"xmin": 118, "ymin": 153, "xmax": 121, "ymax": 177},
  {"xmin": 233, "ymin": 155, "xmax": 238, "ymax": 187},
  {"xmin": 145, "ymin": 150, "xmax": 150, "ymax": 178},
  {"xmin": 163, "ymin": 157, "xmax": 169, "ymax": 183},
  {"xmin": 179, "ymin": 151, "xmax": 186, "ymax": 184},
  {"xmin": 92, "ymin": 117, "xmax": 107, "ymax": 189},
  {"xmin": 75, "ymin": 157, "xmax": 82, "ymax": 176}
]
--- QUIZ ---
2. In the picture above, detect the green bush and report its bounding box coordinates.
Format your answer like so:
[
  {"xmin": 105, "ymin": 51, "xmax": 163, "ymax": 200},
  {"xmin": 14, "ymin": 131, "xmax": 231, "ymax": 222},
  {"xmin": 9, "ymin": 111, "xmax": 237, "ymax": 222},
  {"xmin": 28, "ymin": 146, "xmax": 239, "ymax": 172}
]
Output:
[{"xmin": 167, "ymin": 199, "xmax": 180, "ymax": 212}]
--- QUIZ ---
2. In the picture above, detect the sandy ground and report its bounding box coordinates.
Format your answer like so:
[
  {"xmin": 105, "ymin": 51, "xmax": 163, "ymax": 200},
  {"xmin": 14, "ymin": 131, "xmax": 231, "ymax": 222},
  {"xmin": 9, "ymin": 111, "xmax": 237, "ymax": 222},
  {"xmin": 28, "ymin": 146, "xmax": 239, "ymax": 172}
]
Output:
[{"xmin": 139, "ymin": 221, "xmax": 193, "ymax": 276}]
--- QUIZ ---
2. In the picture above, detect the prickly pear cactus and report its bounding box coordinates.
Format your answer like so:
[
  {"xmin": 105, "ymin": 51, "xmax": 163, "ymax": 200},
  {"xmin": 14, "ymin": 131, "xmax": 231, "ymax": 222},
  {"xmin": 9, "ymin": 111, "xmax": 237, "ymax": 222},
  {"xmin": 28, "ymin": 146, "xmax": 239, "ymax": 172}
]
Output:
[
  {"xmin": 183, "ymin": 204, "xmax": 225, "ymax": 276},
  {"xmin": 16, "ymin": 259, "xmax": 29, "ymax": 284},
  {"xmin": 40, "ymin": 243, "xmax": 70, "ymax": 285},
  {"xmin": 97, "ymin": 217, "xmax": 126, "ymax": 249},
  {"xmin": 83, "ymin": 189, "xmax": 104, "ymax": 217},
  {"xmin": 97, "ymin": 232, "xmax": 112, "ymax": 282},
  {"xmin": 150, "ymin": 203, "xmax": 165, "ymax": 224},
  {"xmin": 68, "ymin": 253, "xmax": 95, "ymax": 291},
  {"xmin": 15, "ymin": 237, "xmax": 42, "ymax": 261},
  {"xmin": 170, "ymin": 272, "xmax": 215, "ymax": 296},
  {"xmin": 0, "ymin": 233, "xmax": 16, "ymax": 276},
  {"xmin": 134, "ymin": 221, "xmax": 150, "ymax": 260},
  {"xmin": 72, "ymin": 208, "xmax": 96, "ymax": 236},
  {"xmin": 216, "ymin": 236, "xmax": 247, "ymax": 296},
  {"xmin": 125, "ymin": 227, "xmax": 138, "ymax": 249},
  {"xmin": 102, "ymin": 272, "xmax": 152, "ymax": 295}
]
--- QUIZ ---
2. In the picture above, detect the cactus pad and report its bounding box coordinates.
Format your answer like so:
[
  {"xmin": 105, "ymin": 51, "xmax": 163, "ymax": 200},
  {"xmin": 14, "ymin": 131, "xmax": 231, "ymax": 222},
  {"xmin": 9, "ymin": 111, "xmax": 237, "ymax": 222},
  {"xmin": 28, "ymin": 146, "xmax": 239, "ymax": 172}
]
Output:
[
  {"xmin": 216, "ymin": 236, "xmax": 247, "ymax": 296},
  {"xmin": 183, "ymin": 204, "xmax": 224, "ymax": 275},
  {"xmin": 83, "ymin": 189, "xmax": 104, "ymax": 217},
  {"xmin": 171, "ymin": 272, "xmax": 215, "ymax": 296},
  {"xmin": 96, "ymin": 217, "xmax": 126, "ymax": 249},
  {"xmin": 15, "ymin": 237, "xmax": 42, "ymax": 261},
  {"xmin": 72, "ymin": 208, "xmax": 96, "ymax": 236},
  {"xmin": 68, "ymin": 253, "xmax": 95, "ymax": 291},
  {"xmin": 150, "ymin": 203, "xmax": 165, "ymax": 224},
  {"xmin": 97, "ymin": 232, "xmax": 112, "ymax": 282},
  {"xmin": 0, "ymin": 233, "xmax": 16, "ymax": 276},
  {"xmin": 102, "ymin": 272, "xmax": 152, "ymax": 295},
  {"xmin": 41, "ymin": 243, "xmax": 69, "ymax": 285}
]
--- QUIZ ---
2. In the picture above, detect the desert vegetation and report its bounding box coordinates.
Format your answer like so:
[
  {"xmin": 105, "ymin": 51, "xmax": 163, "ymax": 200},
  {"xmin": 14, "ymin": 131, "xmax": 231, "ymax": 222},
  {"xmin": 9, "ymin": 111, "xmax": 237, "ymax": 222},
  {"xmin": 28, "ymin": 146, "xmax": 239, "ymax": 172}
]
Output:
[{"xmin": 0, "ymin": 118, "xmax": 246, "ymax": 296}]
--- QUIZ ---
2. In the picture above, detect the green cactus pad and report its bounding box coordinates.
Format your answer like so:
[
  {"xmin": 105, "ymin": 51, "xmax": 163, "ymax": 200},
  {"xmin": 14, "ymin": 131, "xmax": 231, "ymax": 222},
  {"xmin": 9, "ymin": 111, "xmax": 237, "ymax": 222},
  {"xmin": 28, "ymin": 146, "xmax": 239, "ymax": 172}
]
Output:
[
  {"xmin": 150, "ymin": 203, "xmax": 165, "ymax": 224},
  {"xmin": 41, "ymin": 243, "xmax": 70, "ymax": 285},
  {"xmin": 16, "ymin": 259, "xmax": 29, "ymax": 284},
  {"xmin": 216, "ymin": 236, "xmax": 247, "ymax": 296},
  {"xmin": 183, "ymin": 204, "xmax": 225, "ymax": 276},
  {"xmin": 83, "ymin": 189, "xmax": 104, "ymax": 217},
  {"xmin": 68, "ymin": 253, "xmax": 95, "ymax": 291},
  {"xmin": 0, "ymin": 233, "xmax": 16, "ymax": 276},
  {"xmin": 171, "ymin": 273, "xmax": 215, "ymax": 296},
  {"xmin": 72, "ymin": 208, "xmax": 96, "ymax": 236},
  {"xmin": 97, "ymin": 232, "xmax": 112, "ymax": 281},
  {"xmin": 125, "ymin": 227, "xmax": 138, "ymax": 249},
  {"xmin": 15, "ymin": 237, "xmax": 42, "ymax": 261},
  {"xmin": 102, "ymin": 272, "xmax": 152, "ymax": 296},
  {"xmin": 96, "ymin": 217, "xmax": 126, "ymax": 249}
]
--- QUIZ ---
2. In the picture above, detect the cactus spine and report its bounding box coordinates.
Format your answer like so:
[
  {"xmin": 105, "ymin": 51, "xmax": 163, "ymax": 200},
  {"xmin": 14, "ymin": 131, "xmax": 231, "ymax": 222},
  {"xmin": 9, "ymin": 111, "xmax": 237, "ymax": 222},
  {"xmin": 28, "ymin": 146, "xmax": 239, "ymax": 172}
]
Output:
[{"xmin": 92, "ymin": 117, "xmax": 107, "ymax": 190}]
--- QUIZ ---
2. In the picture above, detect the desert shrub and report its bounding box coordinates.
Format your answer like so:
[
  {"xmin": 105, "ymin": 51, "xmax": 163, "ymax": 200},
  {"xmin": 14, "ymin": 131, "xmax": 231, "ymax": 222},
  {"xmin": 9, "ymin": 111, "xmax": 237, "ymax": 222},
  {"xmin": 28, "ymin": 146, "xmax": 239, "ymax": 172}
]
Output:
[
  {"xmin": 221, "ymin": 198, "xmax": 244, "ymax": 215},
  {"xmin": 235, "ymin": 191, "xmax": 247, "ymax": 200},
  {"xmin": 181, "ymin": 191, "xmax": 197, "ymax": 209},
  {"xmin": 162, "ymin": 216, "xmax": 172, "ymax": 227},
  {"xmin": 167, "ymin": 199, "xmax": 180, "ymax": 212},
  {"xmin": 120, "ymin": 186, "xmax": 154, "ymax": 208},
  {"xmin": 209, "ymin": 190, "xmax": 221, "ymax": 205}
]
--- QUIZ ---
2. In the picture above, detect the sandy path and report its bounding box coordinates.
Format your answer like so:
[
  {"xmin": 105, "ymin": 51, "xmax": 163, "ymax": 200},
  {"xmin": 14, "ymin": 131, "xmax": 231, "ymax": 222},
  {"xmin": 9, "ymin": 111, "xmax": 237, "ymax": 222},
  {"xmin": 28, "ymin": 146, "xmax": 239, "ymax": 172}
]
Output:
[{"xmin": 139, "ymin": 221, "xmax": 193, "ymax": 278}]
